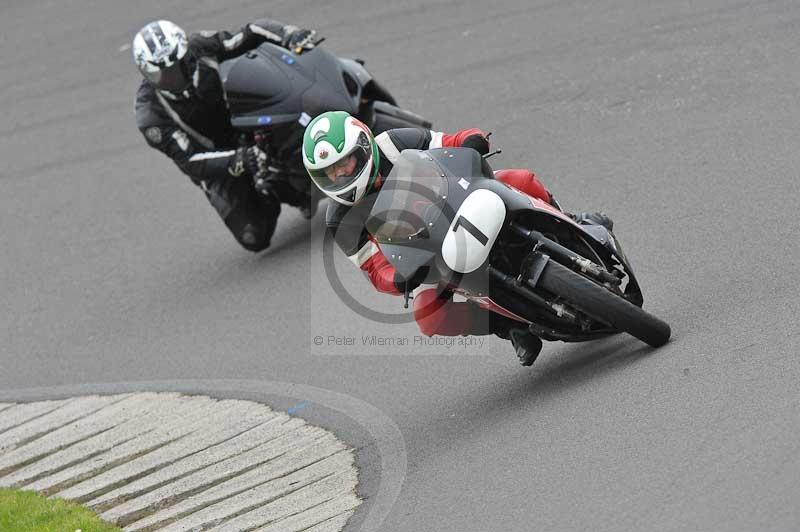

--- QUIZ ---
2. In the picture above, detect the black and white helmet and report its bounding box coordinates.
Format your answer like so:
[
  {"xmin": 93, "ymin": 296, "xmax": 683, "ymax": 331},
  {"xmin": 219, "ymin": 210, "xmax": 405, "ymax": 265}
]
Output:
[{"xmin": 132, "ymin": 20, "xmax": 191, "ymax": 93}]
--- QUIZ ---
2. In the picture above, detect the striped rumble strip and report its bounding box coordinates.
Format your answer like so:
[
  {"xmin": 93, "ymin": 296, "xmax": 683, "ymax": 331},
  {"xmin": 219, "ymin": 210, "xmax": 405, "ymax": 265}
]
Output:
[{"xmin": 0, "ymin": 393, "xmax": 360, "ymax": 531}]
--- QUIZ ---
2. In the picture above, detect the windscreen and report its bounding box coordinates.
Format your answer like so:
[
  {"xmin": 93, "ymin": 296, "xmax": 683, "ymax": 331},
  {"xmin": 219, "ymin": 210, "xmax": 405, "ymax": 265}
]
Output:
[{"xmin": 369, "ymin": 151, "xmax": 448, "ymax": 243}]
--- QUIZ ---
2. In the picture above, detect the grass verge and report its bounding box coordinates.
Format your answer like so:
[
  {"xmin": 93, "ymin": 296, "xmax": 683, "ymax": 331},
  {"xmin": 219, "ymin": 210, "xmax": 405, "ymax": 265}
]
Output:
[{"xmin": 0, "ymin": 488, "xmax": 120, "ymax": 532}]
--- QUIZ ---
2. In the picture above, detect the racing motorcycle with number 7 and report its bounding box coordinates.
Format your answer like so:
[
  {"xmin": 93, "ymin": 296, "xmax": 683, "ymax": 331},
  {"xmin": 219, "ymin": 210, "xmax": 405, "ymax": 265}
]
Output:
[{"xmin": 365, "ymin": 148, "xmax": 671, "ymax": 348}]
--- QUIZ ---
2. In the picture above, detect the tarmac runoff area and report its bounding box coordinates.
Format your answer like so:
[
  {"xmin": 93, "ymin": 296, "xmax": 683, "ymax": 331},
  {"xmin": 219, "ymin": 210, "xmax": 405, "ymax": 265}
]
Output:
[{"xmin": 0, "ymin": 393, "xmax": 361, "ymax": 531}]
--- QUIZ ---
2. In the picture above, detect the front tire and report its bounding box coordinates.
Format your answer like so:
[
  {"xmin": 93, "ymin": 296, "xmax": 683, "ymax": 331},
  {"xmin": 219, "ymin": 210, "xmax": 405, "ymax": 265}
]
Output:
[{"xmin": 537, "ymin": 259, "xmax": 671, "ymax": 347}]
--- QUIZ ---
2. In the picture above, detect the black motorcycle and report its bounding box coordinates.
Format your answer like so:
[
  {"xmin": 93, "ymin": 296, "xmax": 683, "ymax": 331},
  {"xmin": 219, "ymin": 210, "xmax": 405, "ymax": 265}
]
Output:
[
  {"xmin": 365, "ymin": 148, "xmax": 671, "ymax": 347},
  {"xmin": 220, "ymin": 38, "xmax": 431, "ymax": 206}
]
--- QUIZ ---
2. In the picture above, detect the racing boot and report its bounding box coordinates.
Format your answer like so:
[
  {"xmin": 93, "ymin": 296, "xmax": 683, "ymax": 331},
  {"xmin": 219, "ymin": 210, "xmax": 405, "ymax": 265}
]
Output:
[
  {"xmin": 544, "ymin": 193, "xmax": 612, "ymax": 231},
  {"xmin": 568, "ymin": 211, "xmax": 614, "ymax": 232},
  {"xmin": 509, "ymin": 328, "xmax": 543, "ymax": 366},
  {"xmin": 489, "ymin": 315, "xmax": 543, "ymax": 366}
]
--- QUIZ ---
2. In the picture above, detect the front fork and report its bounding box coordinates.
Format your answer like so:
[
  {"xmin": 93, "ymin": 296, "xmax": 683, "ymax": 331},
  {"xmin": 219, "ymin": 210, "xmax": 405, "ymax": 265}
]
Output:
[
  {"xmin": 508, "ymin": 222, "xmax": 622, "ymax": 289},
  {"xmin": 487, "ymin": 265, "xmax": 581, "ymax": 323},
  {"xmin": 486, "ymin": 222, "xmax": 622, "ymax": 334}
]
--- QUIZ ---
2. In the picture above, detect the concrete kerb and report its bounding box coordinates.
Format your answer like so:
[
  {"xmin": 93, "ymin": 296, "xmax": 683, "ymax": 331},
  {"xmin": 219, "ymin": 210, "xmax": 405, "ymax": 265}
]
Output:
[{"xmin": 0, "ymin": 379, "xmax": 407, "ymax": 532}]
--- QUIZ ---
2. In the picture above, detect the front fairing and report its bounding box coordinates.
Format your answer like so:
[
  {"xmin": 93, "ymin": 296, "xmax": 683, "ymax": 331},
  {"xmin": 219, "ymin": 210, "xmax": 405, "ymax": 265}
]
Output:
[
  {"xmin": 367, "ymin": 148, "xmax": 645, "ymax": 305},
  {"xmin": 367, "ymin": 148, "xmax": 502, "ymax": 288},
  {"xmin": 221, "ymin": 43, "xmax": 360, "ymax": 130}
]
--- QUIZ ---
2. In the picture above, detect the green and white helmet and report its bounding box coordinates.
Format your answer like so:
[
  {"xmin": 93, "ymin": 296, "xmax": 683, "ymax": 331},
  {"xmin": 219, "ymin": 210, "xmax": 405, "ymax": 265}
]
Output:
[{"xmin": 302, "ymin": 111, "xmax": 380, "ymax": 206}]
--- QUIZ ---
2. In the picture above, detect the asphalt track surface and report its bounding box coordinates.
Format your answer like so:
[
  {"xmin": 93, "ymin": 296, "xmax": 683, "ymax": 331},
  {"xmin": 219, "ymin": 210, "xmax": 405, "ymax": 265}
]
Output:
[{"xmin": 2, "ymin": 1, "xmax": 799, "ymax": 531}]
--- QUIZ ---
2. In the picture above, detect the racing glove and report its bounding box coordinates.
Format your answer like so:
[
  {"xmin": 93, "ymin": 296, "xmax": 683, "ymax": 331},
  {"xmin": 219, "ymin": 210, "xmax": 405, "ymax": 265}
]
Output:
[
  {"xmin": 228, "ymin": 145, "xmax": 268, "ymax": 179},
  {"xmin": 460, "ymin": 133, "xmax": 490, "ymax": 156},
  {"xmin": 284, "ymin": 28, "xmax": 317, "ymax": 53}
]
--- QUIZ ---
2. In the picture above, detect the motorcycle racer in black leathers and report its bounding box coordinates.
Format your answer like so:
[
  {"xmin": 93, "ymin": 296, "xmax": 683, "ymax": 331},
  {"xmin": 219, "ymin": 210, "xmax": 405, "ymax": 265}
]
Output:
[{"xmin": 133, "ymin": 19, "xmax": 316, "ymax": 251}]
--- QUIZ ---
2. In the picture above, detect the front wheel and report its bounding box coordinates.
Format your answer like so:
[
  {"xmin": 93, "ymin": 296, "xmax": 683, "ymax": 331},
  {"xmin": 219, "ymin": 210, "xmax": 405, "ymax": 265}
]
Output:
[{"xmin": 537, "ymin": 259, "xmax": 671, "ymax": 347}]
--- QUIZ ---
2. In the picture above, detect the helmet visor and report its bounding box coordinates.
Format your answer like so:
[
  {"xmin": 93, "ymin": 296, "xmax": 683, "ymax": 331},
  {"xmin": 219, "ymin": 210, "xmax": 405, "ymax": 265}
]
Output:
[
  {"xmin": 144, "ymin": 53, "xmax": 191, "ymax": 92},
  {"xmin": 308, "ymin": 133, "xmax": 371, "ymax": 192}
]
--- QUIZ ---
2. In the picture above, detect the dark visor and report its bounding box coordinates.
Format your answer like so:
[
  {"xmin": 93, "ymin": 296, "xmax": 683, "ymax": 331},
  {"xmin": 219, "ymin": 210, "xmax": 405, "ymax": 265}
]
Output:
[{"xmin": 145, "ymin": 51, "xmax": 191, "ymax": 92}]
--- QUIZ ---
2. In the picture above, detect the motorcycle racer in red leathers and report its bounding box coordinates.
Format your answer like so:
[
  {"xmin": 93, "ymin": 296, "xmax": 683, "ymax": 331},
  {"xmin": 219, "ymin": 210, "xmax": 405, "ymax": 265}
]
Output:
[{"xmin": 302, "ymin": 111, "xmax": 611, "ymax": 365}]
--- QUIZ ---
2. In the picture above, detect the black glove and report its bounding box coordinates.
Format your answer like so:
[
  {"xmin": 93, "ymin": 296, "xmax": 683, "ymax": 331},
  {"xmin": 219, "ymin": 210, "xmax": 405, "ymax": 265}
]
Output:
[
  {"xmin": 253, "ymin": 158, "xmax": 293, "ymax": 199},
  {"xmin": 285, "ymin": 29, "xmax": 316, "ymax": 52},
  {"xmin": 228, "ymin": 145, "xmax": 268, "ymax": 179},
  {"xmin": 461, "ymin": 133, "xmax": 490, "ymax": 156}
]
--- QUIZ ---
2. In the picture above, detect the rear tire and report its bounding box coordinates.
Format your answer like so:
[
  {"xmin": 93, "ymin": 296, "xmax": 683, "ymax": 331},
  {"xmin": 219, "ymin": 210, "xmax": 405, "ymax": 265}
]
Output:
[
  {"xmin": 537, "ymin": 259, "xmax": 671, "ymax": 347},
  {"xmin": 371, "ymin": 101, "xmax": 433, "ymax": 132}
]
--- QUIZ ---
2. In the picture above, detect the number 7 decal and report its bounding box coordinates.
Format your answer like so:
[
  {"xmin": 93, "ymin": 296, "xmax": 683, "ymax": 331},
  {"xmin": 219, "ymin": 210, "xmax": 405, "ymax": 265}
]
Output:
[{"xmin": 452, "ymin": 215, "xmax": 489, "ymax": 245}]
